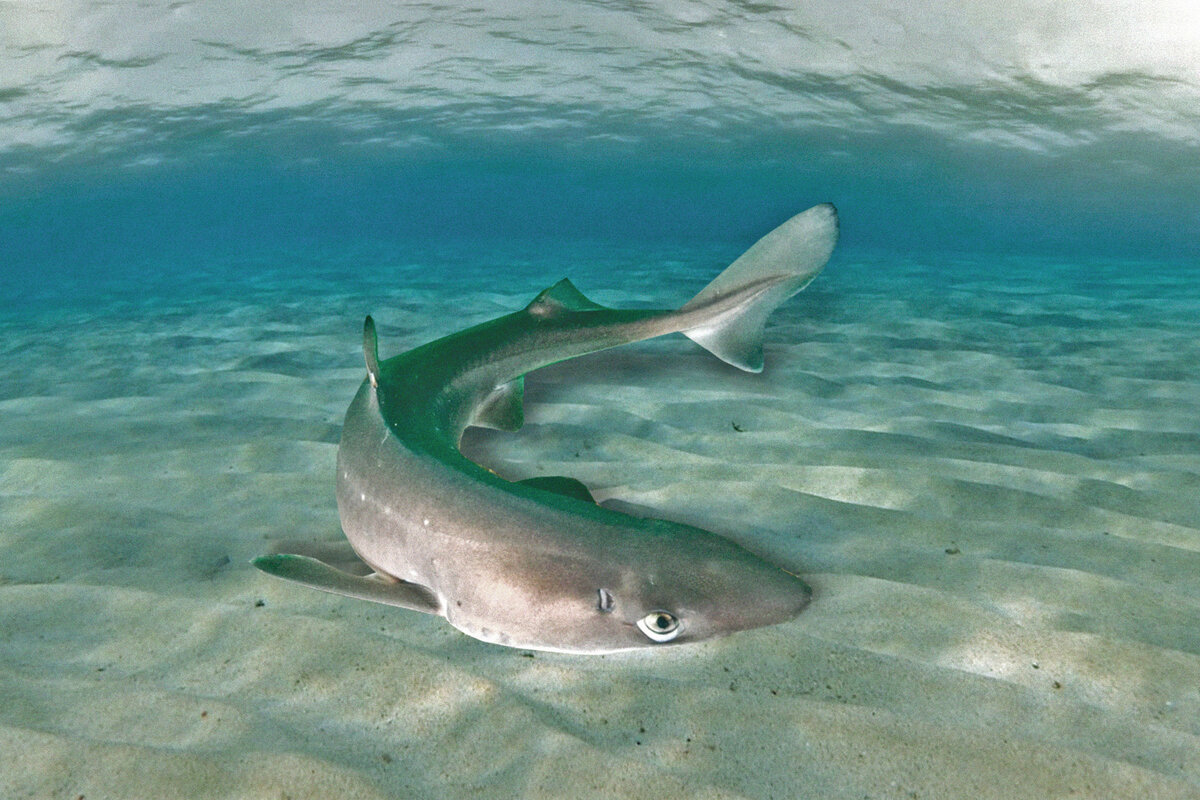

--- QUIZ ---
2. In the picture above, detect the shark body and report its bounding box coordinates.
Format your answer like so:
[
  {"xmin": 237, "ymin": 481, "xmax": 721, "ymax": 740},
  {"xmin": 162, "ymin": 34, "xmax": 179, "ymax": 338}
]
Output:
[{"xmin": 254, "ymin": 203, "xmax": 838, "ymax": 653}]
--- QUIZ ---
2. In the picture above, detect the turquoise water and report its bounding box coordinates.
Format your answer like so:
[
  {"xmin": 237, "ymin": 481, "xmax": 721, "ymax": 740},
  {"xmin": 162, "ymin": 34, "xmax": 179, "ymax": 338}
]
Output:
[
  {"xmin": 3, "ymin": 3, "xmax": 1200, "ymax": 798},
  {"xmin": 4, "ymin": 137, "xmax": 1199, "ymax": 311}
]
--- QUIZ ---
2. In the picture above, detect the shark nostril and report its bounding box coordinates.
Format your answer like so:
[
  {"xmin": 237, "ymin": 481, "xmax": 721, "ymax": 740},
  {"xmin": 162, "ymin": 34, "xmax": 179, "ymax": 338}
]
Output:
[{"xmin": 597, "ymin": 587, "xmax": 615, "ymax": 612}]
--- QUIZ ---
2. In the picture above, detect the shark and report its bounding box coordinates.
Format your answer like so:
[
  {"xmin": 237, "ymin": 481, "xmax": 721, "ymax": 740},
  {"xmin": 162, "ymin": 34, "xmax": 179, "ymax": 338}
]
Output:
[{"xmin": 253, "ymin": 202, "xmax": 838, "ymax": 653}]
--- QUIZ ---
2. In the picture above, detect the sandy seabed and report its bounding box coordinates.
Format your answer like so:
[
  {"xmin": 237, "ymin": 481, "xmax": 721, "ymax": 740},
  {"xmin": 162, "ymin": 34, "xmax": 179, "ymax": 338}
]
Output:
[{"xmin": 2, "ymin": 250, "xmax": 1198, "ymax": 799}]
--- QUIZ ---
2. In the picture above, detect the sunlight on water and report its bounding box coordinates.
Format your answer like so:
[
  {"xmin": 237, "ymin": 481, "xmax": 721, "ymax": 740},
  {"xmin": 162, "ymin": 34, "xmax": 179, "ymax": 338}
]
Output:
[{"xmin": 3, "ymin": 0, "xmax": 1200, "ymax": 155}]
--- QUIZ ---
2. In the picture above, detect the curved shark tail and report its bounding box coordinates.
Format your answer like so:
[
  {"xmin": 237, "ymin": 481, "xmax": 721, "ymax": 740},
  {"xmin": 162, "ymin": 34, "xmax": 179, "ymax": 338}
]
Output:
[{"xmin": 680, "ymin": 203, "xmax": 838, "ymax": 372}]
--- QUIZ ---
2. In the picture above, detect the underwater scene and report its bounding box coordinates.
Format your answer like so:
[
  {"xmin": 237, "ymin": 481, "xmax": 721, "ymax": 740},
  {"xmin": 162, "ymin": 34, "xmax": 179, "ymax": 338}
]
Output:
[{"xmin": 2, "ymin": 2, "xmax": 1199, "ymax": 798}]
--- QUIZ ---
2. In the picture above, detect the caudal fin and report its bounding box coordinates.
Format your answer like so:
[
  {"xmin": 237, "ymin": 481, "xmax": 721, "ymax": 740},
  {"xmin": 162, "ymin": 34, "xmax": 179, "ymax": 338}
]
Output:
[{"xmin": 681, "ymin": 203, "xmax": 838, "ymax": 372}]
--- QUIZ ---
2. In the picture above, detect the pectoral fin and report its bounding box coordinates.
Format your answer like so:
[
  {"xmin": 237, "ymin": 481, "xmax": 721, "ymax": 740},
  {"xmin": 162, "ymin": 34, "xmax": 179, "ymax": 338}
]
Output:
[{"xmin": 252, "ymin": 554, "xmax": 441, "ymax": 615}]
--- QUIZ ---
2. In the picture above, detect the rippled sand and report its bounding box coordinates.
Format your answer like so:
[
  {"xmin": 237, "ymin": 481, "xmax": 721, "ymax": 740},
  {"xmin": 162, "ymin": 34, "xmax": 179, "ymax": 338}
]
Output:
[{"xmin": 2, "ymin": 253, "xmax": 1198, "ymax": 799}]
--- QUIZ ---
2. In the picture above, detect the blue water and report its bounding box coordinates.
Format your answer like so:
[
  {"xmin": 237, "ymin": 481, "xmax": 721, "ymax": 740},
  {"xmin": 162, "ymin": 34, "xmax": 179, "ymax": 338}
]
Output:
[{"xmin": 5, "ymin": 135, "xmax": 1198, "ymax": 306}]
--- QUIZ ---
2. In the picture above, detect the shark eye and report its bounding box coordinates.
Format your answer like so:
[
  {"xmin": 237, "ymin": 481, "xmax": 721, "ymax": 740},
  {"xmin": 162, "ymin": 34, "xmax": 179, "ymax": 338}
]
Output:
[
  {"xmin": 636, "ymin": 610, "xmax": 680, "ymax": 642},
  {"xmin": 597, "ymin": 588, "xmax": 615, "ymax": 613}
]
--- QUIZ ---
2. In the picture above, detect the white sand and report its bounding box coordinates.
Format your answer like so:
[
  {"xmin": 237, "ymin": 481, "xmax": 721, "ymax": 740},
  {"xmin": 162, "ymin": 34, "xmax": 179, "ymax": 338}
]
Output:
[{"xmin": 2, "ymin": 253, "xmax": 1198, "ymax": 798}]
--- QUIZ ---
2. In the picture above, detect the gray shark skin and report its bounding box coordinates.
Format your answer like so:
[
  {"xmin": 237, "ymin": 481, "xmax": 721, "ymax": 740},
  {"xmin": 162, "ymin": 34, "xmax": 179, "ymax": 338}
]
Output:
[{"xmin": 254, "ymin": 203, "xmax": 838, "ymax": 654}]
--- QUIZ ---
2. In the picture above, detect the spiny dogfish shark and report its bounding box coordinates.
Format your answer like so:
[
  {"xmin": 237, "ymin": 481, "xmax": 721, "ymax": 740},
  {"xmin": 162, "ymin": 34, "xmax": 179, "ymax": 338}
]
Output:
[{"xmin": 254, "ymin": 203, "xmax": 838, "ymax": 653}]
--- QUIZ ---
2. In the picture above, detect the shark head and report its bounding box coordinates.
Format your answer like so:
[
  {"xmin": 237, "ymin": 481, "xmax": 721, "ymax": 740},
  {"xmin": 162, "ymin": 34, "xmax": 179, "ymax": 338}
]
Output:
[
  {"xmin": 596, "ymin": 523, "xmax": 812, "ymax": 652},
  {"xmin": 444, "ymin": 517, "xmax": 812, "ymax": 654}
]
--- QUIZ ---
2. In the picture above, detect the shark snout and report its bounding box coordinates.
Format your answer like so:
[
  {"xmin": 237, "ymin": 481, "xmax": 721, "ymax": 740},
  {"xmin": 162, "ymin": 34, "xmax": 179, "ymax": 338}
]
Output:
[
  {"xmin": 768, "ymin": 569, "xmax": 813, "ymax": 620},
  {"xmin": 737, "ymin": 567, "xmax": 812, "ymax": 628},
  {"xmin": 686, "ymin": 553, "xmax": 812, "ymax": 640}
]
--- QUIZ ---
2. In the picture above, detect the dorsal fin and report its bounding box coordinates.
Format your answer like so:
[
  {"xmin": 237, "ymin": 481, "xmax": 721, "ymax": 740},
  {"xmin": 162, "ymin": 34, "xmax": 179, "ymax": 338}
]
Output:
[
  {"xmin": 363, "ymin": 315, "xmax": 380, "ymax": 387},
  {"xmin": 525, "ymin": 278, "xmax": 606, "ymax": 319}
]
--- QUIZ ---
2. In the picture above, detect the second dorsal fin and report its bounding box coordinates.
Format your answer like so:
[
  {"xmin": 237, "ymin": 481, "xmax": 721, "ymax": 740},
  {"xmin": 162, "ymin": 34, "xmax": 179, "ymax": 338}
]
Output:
[{"xmin": 525, "ymin": 279, "xmax": 606, "ymax": 319}]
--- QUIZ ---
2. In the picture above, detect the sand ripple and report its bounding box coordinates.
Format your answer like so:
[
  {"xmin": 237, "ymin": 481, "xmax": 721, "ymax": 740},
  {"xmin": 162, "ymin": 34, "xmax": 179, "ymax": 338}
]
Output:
[{"xmin": 2, "ymin": 256, "xmax": 1199, "ymax": 798}]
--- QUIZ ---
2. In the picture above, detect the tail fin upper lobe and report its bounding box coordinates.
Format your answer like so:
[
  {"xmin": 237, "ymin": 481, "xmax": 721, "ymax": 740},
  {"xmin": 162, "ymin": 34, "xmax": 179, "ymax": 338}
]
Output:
[{"xmin": 681, "ymin": 203, "xmax": 838, "ymax": 372}]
